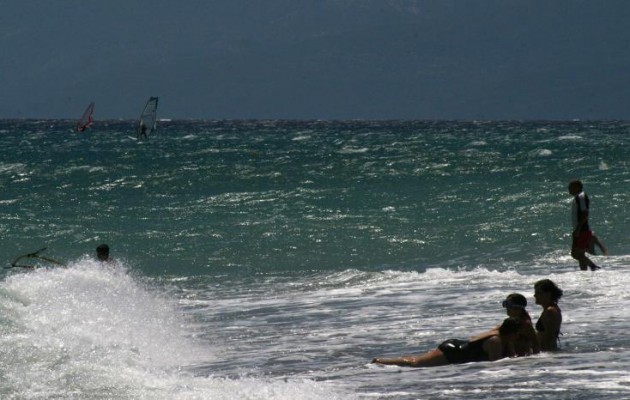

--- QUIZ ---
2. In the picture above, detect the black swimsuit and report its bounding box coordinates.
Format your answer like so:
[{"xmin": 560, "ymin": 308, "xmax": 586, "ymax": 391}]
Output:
[
  {"xmin": 438, "ymin": 337, "xmax": 490, "ymax": 364},
  {"xmin": 536, "ymin": 307, "xmax": 561, "ymax": 342}
]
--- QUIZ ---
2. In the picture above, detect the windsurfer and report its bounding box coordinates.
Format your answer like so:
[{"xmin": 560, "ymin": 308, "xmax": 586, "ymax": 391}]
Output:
[
  {"xmin": 139, "ymin": 123, "xmax": 148, "ymax": 139},
  {"xmin": 76, "ymin": 101, "xmax": 95, "ymax": 132}
]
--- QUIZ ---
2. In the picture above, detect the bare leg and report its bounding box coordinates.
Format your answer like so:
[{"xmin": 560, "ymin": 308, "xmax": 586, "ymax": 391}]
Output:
[
  {"xmin": 572, "ymin": 247, "xmax": 600, "ymax": 271},
  {"xmin": 372, "ymin": 349, "xmax": 450, "ymax": 368}
]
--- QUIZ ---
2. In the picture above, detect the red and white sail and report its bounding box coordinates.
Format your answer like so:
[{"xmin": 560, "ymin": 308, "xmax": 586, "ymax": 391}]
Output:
[{"xmin": 76, "ymin": 102, "xmax": 95, "ymax": 132}]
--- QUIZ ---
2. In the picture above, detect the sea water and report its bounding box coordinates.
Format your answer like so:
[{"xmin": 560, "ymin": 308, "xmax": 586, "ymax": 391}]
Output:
[{"xmin": 1, "ymin": 120, "xmax": 629, "ymax": 399}]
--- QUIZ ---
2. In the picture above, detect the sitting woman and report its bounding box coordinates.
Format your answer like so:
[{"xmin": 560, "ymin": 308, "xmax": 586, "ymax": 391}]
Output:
[
  {"xmin": 534, "ymin": 279, "xmax": 563, "ymax": 351},
  {"xmin": 471, "ymin": 293, "xmax": 540, "ymax": 356},
  {"xmin": 371, "ymin": 317, "xmax": 521, "ymax": 368}
]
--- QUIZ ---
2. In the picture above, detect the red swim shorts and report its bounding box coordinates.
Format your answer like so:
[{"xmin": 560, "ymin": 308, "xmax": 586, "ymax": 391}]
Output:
[{"xmin": 573, "ymin": 230, "xmax": 593, "ymax": 251}]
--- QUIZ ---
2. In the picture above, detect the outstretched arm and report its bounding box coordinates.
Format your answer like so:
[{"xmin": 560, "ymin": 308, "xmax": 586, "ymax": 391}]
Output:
[{"xmin": 469, "ymin": 326, "xmax": 499, "ymax": 342}]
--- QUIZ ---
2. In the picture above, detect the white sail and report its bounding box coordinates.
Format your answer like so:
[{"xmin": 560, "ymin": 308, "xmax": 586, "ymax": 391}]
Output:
[{"xmin": 137, "ymin": 96, "xmax": 159, "ymax": 138}]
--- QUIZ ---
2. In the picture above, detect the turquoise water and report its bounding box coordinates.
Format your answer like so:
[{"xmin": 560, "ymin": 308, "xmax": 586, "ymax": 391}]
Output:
[{"xmin": 1, "ymin": 120, "xmax": 630, "ymax": 399}]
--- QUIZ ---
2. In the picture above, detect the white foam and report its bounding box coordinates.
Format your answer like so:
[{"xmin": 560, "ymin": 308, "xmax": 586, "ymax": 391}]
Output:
[{"xmin": 0, "ymin": 260, "xmax": 354, "ymax": 399}]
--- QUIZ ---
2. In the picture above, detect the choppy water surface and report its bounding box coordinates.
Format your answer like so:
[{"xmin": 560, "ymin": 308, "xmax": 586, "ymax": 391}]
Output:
[{"xmin": 1, "ymin": 120, "xmax": 630, "ymax": 399}]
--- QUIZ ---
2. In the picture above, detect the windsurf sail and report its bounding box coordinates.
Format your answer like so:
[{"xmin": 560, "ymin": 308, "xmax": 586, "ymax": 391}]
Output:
[
  {"xmin": 6, "ymin": 247, "xmax": 64, "ymax": 269},
  {"xmin": 76, "ymin": 101, "xmax": 95, "ymax": 132},
  {"xmin": 137, "ymin": 96, "xmax": 159, "ymax": 138}
]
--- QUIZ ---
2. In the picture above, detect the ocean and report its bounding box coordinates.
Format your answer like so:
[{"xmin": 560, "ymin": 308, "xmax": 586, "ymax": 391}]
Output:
[{"xmin": 1, "ymin": 119, "xmax": 629, "ymax": 399}]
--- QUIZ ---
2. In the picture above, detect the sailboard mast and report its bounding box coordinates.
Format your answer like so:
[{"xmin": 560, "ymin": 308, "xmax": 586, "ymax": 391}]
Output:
[
  {"xmin": 6, "ymin": 247, "xmax": 64, "ymax": 269},
  {"xmin": 137, "ymin": 96, "xmax": 159, "ymax": 138},
  {"xmin": 76, "ymin": 101, "xmax": 95, "ymax": 132}
]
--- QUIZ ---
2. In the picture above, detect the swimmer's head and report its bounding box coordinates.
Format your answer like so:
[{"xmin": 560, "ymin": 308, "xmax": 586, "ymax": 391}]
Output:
[
  {"xmin": 502, "ymin": 293, "xmax": 527, "ymax": 309},
  {"xmin": 535, "ymin": 279, "xmax": 563, "ymax": 303},
  {"xmin": 96, "ymin": 244, "xmax": 109, "ymax": 261},
  {"xmin": 568, "ymin": 179, "xmax": 583, "ymax": 195}
]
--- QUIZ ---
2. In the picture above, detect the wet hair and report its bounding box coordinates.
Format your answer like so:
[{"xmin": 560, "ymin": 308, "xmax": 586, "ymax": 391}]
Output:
[
  {"xmin": 569, "ymin": 179, "xmax": 583, "ymax": 191},
  {"xmin": 498, "ymin": 317, "xmax": 520, "ymax": 337},
  {"xmin": 535, "ymin": 279, "xmax": 563, "ymax": 303},
  {"xmin": 504, "ymin": 293, "xmax": 532, "ymax": 321},
  {"xmin": 96, "ymin": 244, "xmax": 109, "ymax": 261},
  {"xmin": 505, "ymin": 293, "xmax": 527, "ymax": 308}
]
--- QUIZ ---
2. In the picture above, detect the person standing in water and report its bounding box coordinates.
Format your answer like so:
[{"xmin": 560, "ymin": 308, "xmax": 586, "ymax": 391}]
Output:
[{"xmin": 568, "ymin": 180, "xmax": 601, "ymax": 271}]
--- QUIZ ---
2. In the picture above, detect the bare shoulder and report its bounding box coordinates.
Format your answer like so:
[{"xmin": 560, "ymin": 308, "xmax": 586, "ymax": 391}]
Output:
[{"xmin": 544, "ymin": 305, "xmax": 562, "ymax": 320}]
